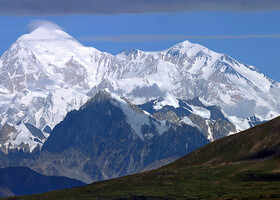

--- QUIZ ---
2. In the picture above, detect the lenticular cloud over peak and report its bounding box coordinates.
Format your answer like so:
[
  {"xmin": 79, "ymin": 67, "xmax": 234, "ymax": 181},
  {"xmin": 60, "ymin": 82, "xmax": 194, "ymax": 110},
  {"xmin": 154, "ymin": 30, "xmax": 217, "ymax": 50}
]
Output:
[
  {"xmin": 20, "ymin": 20, "xmax": 73, "ymax": 41},
  {"xmin": 27, "ymin": 20, "xmax": 63, "ymax": 32}
]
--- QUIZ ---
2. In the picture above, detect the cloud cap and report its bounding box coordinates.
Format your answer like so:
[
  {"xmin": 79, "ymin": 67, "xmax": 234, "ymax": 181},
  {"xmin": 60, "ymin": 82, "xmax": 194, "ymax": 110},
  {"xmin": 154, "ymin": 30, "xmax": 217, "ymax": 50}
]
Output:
[
  {"xmin": 27, "ymin": 20, "xmax": 63, "ymax": 31},
  {"xmin": 1, "ymin": 0, "xmax": 280, "ymax": 15}
]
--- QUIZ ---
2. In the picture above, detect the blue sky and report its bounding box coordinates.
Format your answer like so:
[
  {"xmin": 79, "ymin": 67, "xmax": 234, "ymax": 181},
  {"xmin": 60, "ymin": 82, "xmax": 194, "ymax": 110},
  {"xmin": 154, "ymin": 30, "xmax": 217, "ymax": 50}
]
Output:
[{"xmin": 0, "ymin": 11, "xmax": 280, "ymax": 81}]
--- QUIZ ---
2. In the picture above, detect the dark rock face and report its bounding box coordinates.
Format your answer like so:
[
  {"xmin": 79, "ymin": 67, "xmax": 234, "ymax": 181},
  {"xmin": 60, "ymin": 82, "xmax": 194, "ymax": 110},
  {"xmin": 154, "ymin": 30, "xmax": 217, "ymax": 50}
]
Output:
[
  {"xmin": 24, "ymin": 123, "xmax": 46, "ymax": 141},
  {"xmin": 42, "ymin": 125, "xmax": 52, "ymax": 134},
  {"xmin": 247, "ymin": 115, "xmax": 266, "ymax": 127},
  {"xmin": 38, "ymin": 91, "xmax": 208, "ymax": 183},
  {"xmin": 152, "ymin": 111, "xmax": 179, "ymax": 123},
  {"xmin": 0, "ymin": 167, "xmax": 85, "ymax": 197},
  {"xmin": 0, "ymin": 124, "xmax": 16, "ymax": 144},
  {"xmin": 43, "ymin": 91, "xmax": 132, "ymax": 154}
]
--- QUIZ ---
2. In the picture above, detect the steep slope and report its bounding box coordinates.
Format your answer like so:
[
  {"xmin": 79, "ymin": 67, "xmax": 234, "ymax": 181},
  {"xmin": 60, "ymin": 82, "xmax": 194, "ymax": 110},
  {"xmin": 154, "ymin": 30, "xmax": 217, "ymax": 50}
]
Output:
[
  {"xmin": 32, "ymin": 90, "xmax": 208, "ymax": 183},
  {"xmin": 7, "ymin": 116, "xmax": 280, "ymax": 200},
  {"xmin": 0, "ymin": 167, "xmax": 85, "ymax": 197},
  {"xmin": 0, "ymin": 26, "xmax": 279, "ymax": 152}
]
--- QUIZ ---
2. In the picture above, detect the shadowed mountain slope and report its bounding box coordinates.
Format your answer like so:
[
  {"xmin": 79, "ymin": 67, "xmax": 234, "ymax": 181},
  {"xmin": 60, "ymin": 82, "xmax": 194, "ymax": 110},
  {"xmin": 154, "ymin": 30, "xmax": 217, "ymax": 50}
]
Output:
[{"xmin": 0, "ymin": 167, "xmax": 85, "ymax": 197}]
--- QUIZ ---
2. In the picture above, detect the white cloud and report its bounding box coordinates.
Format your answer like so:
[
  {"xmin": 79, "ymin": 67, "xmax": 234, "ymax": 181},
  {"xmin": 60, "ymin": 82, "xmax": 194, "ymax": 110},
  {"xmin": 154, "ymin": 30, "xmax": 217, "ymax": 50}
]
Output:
[{"xmin": 27, "ymin": 20, "xmax": 63, "ymax": 32}]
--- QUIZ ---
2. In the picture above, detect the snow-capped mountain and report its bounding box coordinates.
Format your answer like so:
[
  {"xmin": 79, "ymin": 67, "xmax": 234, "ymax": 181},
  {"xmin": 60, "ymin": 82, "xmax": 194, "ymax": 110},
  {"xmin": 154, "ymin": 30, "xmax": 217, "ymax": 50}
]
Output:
[{"xmin": 0, "ymin": 26, "xmax": 279, "ymax": 152}]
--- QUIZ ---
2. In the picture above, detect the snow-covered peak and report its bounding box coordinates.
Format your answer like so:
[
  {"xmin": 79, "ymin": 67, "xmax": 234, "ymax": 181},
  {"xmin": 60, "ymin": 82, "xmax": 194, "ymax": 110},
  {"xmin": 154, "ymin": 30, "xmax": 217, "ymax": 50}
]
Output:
[
  {"xmin": 5, "ymin": 26, "xmax": 105, "ymax": 91},
  {"xmin": 165, "ymin": 40, "xmax": 203, "ymax": 55},
  {"xmin": 14, "ymin": 26, "xmax": 94, "ymax": 60},
  {"xmin": 18, "ymin": 27, "xmax": 73, "ymax": 41},
  {"xmin": 171, "ymin": 40, "xmax": 192, "ymax": 49}
]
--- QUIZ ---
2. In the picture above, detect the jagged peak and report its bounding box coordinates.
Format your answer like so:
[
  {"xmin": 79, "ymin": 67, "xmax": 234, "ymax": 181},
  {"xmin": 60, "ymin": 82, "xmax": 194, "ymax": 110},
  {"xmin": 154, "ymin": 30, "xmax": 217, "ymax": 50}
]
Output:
[
  {"xmin": 169, "ymin": 40, "xmax": 194, "ymax": 50},
  {"xmin": 82, "ymin": 89, "xmax": 146, "ymax": 116},
  {"xmin": 164, "ymin": 39, "xmax": 204, "ymax": 56},
  {"xmin": 165, "ymin": 40, "xmax": 222, "ymax": 60},
  {"xmin": 82, "ymin": 89, "xmax": 126, "ymax": 110},
  {"xmin": 176, "ymin": 40, "xmax": 192, "ymax": 47},
  {"xmin": 86, "ymin": 89, "xmax": 112, "ymax": 104}
]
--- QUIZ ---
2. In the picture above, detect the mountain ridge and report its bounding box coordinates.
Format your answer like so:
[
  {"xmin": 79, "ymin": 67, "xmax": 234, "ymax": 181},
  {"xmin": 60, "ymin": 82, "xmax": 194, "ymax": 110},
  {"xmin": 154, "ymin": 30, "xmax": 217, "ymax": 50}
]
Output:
[
  {"xmin": 0, "ymin": 166, "xmax": 85, "ymax": 197},
  {"xmin": 0, "ymin": 26, "xmax": 279, "ymax": 152}
]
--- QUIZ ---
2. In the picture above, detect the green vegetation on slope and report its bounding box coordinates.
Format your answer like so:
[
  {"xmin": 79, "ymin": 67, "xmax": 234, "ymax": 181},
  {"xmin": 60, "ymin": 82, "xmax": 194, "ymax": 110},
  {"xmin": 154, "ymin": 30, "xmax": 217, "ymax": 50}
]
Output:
[{"xmin": 3, "ymin": 117, "xmax": 280, "ymax": 200}]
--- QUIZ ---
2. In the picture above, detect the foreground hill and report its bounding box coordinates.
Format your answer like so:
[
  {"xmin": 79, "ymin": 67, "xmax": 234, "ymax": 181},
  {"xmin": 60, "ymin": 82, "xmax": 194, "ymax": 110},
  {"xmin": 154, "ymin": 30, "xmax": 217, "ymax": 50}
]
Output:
[
  {"xmin": 0, "ymin": 167, "xmax": 85, "ymax": 197},
  {"xmin": 5, "ymin": 116, "xmax": 280, "ymax": 200}
]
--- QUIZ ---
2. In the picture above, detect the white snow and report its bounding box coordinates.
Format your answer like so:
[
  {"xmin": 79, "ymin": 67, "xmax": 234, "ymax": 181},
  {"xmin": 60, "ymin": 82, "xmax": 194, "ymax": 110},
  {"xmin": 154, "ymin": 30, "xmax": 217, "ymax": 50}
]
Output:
[
  {"xmin": 228, "ymin": 116, "xmax": 250, "ymax": 132},
  {"xmin": 0, "ymin": 85, "xmax": 10, "ymax": 94},
  {"xmin": 110, "ymin": 91, "xmax": 170, "ymax": 140},
  {"xmin": 188, "ymin": 105, "xmax": 211, "ymax": 119},
  {"xmin": 181, "ymin": 117, "xmax": 201, "ymax": 132},
  {"xmin": 206, "ymin": 120, "xmax": 214, "ymax": 141},
  {"xmin": 2, "ymin": 122, "xmax": 46, "ymax": 152},
  {"xmin": 110, "ymin": 93, "xmax": 150, "ymax": 140},
  {"xmin": 198, "ymin": 97, "xmax": 214, "ymax": 106},
  {"xmin": 153, "ymin": 93, "xmax": 179, "ymax": 110},
  {"xmin": 19, "ymin": 27, "xmax": 73, "ymax": 41}
]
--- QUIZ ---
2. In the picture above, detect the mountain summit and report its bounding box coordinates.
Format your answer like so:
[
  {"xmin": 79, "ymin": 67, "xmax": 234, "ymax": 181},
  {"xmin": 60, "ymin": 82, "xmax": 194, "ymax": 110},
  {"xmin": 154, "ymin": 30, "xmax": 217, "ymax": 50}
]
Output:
[{"xmin": 18, "ymin": 27, "xmax": 74, "ymax": 41}]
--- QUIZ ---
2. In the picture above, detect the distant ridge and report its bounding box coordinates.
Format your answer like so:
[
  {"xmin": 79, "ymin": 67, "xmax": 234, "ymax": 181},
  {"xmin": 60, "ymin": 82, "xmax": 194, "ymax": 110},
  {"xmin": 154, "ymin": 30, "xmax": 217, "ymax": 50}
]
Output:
[{"xmin": 0, "ymin": 167, "xmax": 85, "ymax": 197}]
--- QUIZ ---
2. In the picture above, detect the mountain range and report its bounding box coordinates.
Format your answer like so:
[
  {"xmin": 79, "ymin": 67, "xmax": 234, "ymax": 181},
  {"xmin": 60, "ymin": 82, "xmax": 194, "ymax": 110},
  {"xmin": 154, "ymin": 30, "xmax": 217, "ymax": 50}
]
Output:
[{"xmin": 0, "ymin": 26, "xmax": 279, "ymax": 152}]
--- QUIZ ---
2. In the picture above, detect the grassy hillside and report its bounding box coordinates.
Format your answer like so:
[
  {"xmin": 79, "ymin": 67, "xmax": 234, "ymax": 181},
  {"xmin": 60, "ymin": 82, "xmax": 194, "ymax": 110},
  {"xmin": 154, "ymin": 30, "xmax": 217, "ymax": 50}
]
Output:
[{"xmin": 3, "ymin": 117, "xmax": 280, "ymax": 200}]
